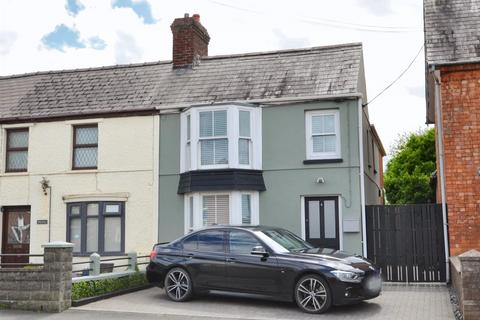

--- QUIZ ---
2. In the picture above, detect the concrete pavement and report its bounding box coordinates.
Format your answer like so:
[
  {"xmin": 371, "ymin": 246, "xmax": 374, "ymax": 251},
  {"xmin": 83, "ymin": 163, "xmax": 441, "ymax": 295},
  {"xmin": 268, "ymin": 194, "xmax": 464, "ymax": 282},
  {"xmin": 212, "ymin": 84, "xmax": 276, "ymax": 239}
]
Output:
[{"xmin": 0, "ymin": 284, "xmax": 454, "ymax": 320}]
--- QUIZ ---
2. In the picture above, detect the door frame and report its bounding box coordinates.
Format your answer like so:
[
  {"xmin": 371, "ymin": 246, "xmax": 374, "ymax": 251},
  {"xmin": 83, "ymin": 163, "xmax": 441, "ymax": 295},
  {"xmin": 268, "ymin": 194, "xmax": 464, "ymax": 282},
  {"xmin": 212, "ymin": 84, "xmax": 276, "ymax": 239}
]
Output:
[
  {"xmin": 1, "ymin": 206, "xmax": 32, "ymax": 263},
  {"xmin": 300, "ymin": 195, "xmax": 343, "ymax": 250}
]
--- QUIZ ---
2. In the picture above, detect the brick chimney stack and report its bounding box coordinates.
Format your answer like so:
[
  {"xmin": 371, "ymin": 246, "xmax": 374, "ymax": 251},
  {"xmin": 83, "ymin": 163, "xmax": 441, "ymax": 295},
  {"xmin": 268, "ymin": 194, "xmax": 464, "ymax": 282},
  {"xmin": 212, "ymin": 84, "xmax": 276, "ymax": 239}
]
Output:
[{"xmin": 171, "ymin": 13, "xmax": 210, "ymax": 68}]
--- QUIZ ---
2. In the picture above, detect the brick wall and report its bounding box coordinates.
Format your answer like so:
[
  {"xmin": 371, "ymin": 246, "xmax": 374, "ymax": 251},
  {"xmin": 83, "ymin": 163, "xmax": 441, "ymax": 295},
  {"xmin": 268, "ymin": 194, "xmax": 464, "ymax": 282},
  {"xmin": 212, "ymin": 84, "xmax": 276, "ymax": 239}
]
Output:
[
  {"xmin": 439, "ymin": 63, "xmax": 480, "ymax": 256},
  {"xmin": 0, "ymin": 243, "xmax": 73, "ymax": 312}
]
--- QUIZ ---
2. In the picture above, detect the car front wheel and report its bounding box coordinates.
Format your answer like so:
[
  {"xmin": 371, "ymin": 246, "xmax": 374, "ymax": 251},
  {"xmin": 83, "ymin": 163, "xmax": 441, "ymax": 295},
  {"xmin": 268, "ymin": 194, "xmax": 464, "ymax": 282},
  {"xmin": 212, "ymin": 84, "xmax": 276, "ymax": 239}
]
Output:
[
  {"xmin": 164, "ymin": 267, "xmax": 193, "ymax": 302},
  {"xmin": 294, "ymin": 274, "xmax": 332, "ymax": 314}
]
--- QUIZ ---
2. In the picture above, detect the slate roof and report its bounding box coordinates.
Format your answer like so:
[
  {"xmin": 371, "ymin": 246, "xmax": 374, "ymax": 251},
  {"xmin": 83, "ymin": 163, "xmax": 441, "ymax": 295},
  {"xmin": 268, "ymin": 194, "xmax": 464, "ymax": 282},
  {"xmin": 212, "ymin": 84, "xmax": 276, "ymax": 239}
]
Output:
[
  {"xmin": 0, "ymin": 43, "xmax": 363, "ymax": 122},
  {"xmin": 424, "ymin": 0, "xmax": 480, "ymax": 65}
]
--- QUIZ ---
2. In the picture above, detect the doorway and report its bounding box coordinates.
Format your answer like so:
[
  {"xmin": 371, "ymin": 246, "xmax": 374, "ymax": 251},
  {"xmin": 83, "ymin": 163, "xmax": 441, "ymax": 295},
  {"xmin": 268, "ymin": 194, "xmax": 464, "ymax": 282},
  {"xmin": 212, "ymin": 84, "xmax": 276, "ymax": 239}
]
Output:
[
  {"xmin": 304, "ymin": 197, "xmax": 339, "ymax": 249},
  {"xmin": 1, "ymin": 206, "xmax": 31, "ymax": 266}
]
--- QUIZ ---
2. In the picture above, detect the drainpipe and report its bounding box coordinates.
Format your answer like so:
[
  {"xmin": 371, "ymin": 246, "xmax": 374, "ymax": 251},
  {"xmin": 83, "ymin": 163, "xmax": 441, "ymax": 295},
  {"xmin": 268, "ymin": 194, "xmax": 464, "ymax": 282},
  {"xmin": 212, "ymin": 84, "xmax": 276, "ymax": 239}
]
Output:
[
  {"xmin": 48, "ymin": 185, "xmax": 52, "ymax": 242},
  {"xmin": 358, "ymin": 98, "xmax": 367, "ymax": 257},
  {"xmin": 433, "ymin": 69, "xmax": 450, "ymax": 283}
]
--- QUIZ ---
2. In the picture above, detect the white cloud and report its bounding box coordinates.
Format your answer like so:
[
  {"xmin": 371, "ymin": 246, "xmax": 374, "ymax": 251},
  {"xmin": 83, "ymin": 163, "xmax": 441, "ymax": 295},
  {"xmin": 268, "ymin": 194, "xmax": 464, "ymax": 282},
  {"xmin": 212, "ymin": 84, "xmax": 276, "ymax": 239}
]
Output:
[
  {"xmin": 115, "ymin": 31, "xmax": 143, "ymax": 64},
  {"xmin": 0, "ymin": 31, "xmax": 17, "ymax": 55},
  {"xmin": 357, "ymin": 0, "xmax": 393, "ymax": 16},
  {"xmin": 272, "ymin": 28, "xmax": 310, "ymax": 49}
]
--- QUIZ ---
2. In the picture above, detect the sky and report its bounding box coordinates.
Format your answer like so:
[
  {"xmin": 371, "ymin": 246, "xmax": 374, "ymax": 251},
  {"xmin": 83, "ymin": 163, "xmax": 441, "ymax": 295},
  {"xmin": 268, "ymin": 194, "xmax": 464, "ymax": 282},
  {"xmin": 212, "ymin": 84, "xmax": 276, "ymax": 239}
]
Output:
[{"xmin": 0, "ymin": 0, "xmax": 430, "ymax": 155}]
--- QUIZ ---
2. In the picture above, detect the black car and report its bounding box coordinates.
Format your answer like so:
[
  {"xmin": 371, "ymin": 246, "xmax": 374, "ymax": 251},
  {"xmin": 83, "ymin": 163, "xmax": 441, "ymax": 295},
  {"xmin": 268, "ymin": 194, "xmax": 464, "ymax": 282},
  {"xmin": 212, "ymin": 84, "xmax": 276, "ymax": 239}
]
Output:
[{"xmin": 146, "ymin": 226, "xmax": 381, "ymax": 314}]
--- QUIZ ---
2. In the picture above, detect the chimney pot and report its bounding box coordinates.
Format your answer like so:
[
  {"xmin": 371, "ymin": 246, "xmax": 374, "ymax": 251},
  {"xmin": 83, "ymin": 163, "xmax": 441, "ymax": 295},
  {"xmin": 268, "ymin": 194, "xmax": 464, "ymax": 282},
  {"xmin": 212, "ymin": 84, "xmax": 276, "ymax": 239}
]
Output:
[
  {"xmin": 193, "ymin": 14, "xmax": 200, "ymax": 22},
  {"xmin": 184, "ymin": 13, "xmax": 189, "ymax": 18}
]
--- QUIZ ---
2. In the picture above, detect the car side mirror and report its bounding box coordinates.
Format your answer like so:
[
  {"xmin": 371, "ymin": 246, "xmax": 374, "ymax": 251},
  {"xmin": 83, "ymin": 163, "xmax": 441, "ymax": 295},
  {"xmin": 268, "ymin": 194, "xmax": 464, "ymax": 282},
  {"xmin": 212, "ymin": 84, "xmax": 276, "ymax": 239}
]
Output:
[{"xmin": 251, "ymin": 245, "xmax": 269, "ymax": 257}]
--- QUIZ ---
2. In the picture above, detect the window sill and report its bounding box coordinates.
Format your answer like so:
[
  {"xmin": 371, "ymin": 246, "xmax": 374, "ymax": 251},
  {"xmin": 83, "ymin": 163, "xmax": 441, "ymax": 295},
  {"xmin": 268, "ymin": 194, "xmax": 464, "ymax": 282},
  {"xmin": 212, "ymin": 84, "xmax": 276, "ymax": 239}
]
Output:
[
  {"xmin": 1, "ymin": 171, "xmax": 29, "ymax": 176},
  {"xmin": 303, "ymin": 158, "xmax": 343, "ymax": 165},
  {"xmin": 68, "ymin": 169, "xmax": 99, "ymax": 174}
]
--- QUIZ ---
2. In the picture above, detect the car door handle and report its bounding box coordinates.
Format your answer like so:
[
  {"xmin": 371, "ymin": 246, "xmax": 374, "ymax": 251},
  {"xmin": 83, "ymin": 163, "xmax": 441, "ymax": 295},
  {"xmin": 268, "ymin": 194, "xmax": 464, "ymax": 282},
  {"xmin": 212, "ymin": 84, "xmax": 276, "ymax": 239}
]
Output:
[
  {"xmin": 226, "ymin": 257, "xmax": 236, "ymax": 263},
  {"xmin": 187, "ymin": 253, "xmax": 195, "ymax": 259}
]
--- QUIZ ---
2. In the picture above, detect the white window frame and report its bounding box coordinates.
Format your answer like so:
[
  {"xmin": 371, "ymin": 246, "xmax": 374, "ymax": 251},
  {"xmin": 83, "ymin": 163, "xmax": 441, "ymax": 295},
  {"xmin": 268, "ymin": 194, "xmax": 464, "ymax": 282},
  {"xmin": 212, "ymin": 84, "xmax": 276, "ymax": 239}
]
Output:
[
  {"xmin": 180, "ymin": 104, "xmax": 262, "ymax": 173},
  {"xmin": 184, "ymin": 191, "xmax": 259, "ymax": 233},
  {"xmin": 237, "ymin": 107, "xmax": 253, "ymax": 169},
  {"xmin": 197, "ymin": 108, "xmax": 229, "ymax": 170},
  {"xmin": 305, "ymin": 109, "xmax": 341, "ymax": 160}
]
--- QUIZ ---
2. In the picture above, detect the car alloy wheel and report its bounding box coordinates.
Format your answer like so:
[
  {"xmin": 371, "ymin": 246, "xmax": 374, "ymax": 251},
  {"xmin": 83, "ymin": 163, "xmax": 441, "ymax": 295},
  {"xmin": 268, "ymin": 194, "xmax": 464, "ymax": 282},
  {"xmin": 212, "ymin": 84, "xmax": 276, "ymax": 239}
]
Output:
[
  {"xmin": 294, "ymin": 274, "xmax": 331, "ymax": 314},
  {"xmin": 164, "ymin": 267, "xmax": 193, "ymax": 302}
]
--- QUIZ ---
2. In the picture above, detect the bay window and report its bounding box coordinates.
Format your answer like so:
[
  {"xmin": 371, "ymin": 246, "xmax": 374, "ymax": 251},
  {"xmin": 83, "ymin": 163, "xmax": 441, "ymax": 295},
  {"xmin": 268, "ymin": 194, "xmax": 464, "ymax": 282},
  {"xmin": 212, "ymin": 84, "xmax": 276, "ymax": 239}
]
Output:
[
  {"xmin": 184, "ymin": 191, "xmax": 259, "ymax": 232},
  {"xmin": 180, "ymin": 104, "xmax": 261, "ymax": 172}
]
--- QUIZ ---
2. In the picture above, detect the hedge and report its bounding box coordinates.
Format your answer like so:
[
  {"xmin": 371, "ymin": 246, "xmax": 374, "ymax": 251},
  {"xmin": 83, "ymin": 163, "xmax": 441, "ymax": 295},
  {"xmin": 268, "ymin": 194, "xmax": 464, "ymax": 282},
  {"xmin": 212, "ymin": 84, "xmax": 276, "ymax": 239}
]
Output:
[{"xmin": 72, "ymin": 272, "xmax": 148, "ymax": 300}]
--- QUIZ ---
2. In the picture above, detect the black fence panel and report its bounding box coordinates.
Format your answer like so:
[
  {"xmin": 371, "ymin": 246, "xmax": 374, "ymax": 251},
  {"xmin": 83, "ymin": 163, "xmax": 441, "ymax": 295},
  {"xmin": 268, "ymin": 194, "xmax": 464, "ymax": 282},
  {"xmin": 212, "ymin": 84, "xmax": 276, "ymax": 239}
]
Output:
[{"xmin": 366, "ymin": 204, "xmax": 447, "ymax": 283}]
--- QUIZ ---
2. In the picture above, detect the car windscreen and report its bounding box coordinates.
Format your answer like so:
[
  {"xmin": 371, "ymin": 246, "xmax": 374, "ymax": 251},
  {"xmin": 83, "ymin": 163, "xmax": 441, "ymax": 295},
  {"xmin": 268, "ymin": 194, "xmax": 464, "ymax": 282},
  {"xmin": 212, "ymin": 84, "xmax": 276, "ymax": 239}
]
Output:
[{"xmin": 260, "ymin": 229, "xmax": 314, "ymax": 253}]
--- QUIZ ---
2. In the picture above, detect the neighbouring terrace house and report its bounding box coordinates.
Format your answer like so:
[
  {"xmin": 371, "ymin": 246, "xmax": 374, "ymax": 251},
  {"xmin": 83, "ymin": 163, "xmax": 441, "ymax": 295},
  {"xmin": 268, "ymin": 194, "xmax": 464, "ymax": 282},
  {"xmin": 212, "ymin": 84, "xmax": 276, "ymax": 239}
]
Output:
[
  {"xmin": 0, "ymin": 66, "xmax": 161, "ymax": 264},
  {"xmin": 424, "ymin": 0, "xmax": 480, "ymax": 256},
  {"xmin": 159, "ymin": 14, "xmax": 385, "ymax": 255},
  {"xmin": 0, "ymin": 13, "xmax": 385, "ymax": 262}
]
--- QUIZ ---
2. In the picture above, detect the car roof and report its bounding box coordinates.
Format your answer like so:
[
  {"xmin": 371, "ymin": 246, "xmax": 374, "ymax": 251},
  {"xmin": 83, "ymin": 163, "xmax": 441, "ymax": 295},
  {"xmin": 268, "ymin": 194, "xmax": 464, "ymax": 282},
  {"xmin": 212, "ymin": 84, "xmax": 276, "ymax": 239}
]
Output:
[{"xmin": 192, "ymin": 225, "xmax": 284, "ymax": 232}]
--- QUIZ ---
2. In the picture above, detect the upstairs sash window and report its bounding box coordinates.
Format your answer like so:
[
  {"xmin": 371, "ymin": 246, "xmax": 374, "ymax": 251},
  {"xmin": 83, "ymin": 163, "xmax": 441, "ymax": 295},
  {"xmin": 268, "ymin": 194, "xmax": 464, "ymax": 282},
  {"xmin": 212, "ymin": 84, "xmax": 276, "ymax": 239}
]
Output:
[
  {"xmin": 238, "ymin": 110, "xmax": 251, "ymax": 165},
  {"xmin": 199, "ymin": 110, "xmax": 228, "ymax": 166},
  {"xmin": 306, "ymin": 110, "xmax": 341, "ymax": 159},
  {"xmin": 6, "ymin": 128, "xmax": 29, "ymax": 172},
  {"xmin": 73, "ymin": 125, "xmax": 98, "ymax": 169}
]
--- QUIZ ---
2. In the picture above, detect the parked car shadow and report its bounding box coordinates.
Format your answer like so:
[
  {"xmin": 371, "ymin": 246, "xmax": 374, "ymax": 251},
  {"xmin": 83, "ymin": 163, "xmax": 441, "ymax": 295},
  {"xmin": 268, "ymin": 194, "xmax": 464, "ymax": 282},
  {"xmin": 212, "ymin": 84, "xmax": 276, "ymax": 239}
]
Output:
[{"xmin": 155, "ymin": 290, "xmax": 382, "ymax": 316}]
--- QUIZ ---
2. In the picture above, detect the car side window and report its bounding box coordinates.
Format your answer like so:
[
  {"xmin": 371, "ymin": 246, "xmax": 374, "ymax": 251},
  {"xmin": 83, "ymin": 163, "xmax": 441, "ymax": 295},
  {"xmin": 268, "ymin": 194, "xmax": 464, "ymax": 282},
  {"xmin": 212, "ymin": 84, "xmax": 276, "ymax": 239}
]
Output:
[
  {"xmin": 182, "ymin": 234, "xmax": 198, "ymax": 251},
  {"xmin": 229, "ymin": 230, "xmax": 261, "ymax": 255},
  {"xmin": 197, "ymin": 230, "xmax": 225, "ymax": 253}
]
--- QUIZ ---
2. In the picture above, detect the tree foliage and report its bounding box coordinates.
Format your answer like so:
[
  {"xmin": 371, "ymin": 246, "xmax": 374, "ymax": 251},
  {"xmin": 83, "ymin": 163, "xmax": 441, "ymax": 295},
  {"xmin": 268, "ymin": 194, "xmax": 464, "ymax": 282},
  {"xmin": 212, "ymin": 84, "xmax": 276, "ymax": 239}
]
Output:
[{"xmin": 384, "ymin": 128, "xmax": 436, "ymax": 204}]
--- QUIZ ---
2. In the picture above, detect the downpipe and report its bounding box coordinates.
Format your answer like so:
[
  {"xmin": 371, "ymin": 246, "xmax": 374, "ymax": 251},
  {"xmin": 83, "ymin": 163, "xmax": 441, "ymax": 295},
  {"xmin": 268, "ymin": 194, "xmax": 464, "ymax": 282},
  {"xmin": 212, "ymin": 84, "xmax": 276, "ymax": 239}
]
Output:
[
  {"xmin": 358, "ymin": 99, "xmax": 367, "ymax": 257},
  {"xmin": 433, "ymin": 70, "xmax": 450, "ymax": 283}
]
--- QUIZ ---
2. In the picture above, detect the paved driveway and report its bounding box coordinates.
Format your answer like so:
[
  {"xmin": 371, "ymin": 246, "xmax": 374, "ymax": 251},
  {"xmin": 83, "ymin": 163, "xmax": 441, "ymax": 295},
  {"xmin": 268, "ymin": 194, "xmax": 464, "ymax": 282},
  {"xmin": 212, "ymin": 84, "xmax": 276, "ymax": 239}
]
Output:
[{"xmin": 70, "ymin": 284, "xmax": 454, "ymax": 320}]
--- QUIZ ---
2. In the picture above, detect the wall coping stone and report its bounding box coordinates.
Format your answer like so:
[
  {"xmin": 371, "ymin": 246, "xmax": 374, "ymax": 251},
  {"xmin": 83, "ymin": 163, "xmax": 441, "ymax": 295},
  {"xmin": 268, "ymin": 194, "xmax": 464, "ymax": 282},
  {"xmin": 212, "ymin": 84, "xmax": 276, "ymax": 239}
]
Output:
[
  {"xmin": 450, "ymin": 256, "xmax": 462, "ymax": 273},
  {"xmin": 42, "ymin": 242, "xmax": 74, "ymax": 249},
  {"xmin": 459, "ymin": 249, "xmax": 480, "ymax": 262}
]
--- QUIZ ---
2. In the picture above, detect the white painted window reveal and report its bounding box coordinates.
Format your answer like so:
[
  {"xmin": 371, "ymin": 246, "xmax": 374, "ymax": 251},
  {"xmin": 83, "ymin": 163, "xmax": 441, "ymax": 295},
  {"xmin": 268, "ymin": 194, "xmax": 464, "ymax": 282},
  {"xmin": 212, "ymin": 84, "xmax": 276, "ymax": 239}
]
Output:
[{"xmin": 184, "ymin": 191, "xmax": 259, "ymax": 233}]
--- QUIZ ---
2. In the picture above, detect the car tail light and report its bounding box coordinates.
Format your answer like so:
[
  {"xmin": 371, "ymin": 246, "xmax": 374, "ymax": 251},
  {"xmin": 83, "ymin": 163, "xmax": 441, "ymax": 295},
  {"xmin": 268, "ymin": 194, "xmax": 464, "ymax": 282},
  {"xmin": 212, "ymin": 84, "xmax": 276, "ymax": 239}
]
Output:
[{"xmin": 150, "ymin": 249, "xmax": 157, "ymax": 260}]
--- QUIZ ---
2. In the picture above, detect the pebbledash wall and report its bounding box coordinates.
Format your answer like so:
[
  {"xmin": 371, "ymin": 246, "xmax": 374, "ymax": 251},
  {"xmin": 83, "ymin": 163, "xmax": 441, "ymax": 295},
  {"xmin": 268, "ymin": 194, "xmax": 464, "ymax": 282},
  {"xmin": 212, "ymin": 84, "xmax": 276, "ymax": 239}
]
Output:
[
  {"xmin": 0, "ymin": 115, "xmax": 159, "ymax": 257},
  {"xmin": 437, "ymin": 63, "xmax": 480, "ymax": 256},
  {"xmin": 158, "ymin": 99, "xmax": 383, "ymax": 255}
]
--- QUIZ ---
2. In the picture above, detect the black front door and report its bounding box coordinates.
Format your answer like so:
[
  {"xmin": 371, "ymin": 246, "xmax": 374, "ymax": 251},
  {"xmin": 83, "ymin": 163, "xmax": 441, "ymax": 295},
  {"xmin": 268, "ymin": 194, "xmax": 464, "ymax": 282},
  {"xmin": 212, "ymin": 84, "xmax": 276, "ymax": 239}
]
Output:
[
  {"xmin": 226, "ymin": 230, "xmax": 281, "ymax": 294},
  {"xmin": 305, "ymin": 197, "xmax": 340, "ymax": 249}
]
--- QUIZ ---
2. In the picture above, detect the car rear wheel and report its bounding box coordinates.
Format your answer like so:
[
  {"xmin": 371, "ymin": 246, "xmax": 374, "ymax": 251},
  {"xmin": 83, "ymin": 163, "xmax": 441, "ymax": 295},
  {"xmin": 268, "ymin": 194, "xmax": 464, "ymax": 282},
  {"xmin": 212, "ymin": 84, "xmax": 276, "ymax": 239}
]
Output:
[
  {"xmin": 164, "ymin": 267, "xmax": 193, "ymax": 302},
  {"xmin": 294, "ymin": 274, "xmax": 332, "ymax": 314}
]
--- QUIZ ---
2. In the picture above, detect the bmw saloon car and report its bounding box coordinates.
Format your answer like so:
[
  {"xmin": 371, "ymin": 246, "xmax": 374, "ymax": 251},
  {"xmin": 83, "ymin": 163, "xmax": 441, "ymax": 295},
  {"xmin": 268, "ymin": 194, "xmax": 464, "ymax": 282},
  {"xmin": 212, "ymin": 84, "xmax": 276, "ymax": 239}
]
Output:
[{"xmin": 146, "ymin": 226, "xmax": 381, "ymax": 314}]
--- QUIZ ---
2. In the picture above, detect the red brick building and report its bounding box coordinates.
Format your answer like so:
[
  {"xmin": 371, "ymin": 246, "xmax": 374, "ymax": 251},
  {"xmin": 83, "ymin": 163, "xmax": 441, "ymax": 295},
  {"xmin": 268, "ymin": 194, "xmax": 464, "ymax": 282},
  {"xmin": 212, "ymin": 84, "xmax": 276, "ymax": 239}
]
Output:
[{"xmin": 424, "ymin": 0, "xmax": 480, "ymax": 256}]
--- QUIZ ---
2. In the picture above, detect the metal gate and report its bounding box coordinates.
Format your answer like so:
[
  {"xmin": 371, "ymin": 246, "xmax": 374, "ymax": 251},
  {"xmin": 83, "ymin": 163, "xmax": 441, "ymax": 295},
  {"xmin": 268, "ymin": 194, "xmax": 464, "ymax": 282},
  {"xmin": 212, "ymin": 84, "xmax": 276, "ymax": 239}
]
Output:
[{"xmin": 366, "ymin": 204, "xmax": 447, "ymax": 283}]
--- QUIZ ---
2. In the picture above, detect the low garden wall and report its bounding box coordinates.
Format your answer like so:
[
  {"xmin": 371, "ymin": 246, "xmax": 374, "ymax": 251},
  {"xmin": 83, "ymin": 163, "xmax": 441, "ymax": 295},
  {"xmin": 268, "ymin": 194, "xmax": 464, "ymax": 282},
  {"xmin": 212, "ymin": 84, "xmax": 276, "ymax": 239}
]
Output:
[
  {"xmin": 0, "ymin": 242, "xmax": 73, "ymax": 312},
  {"xmin": 450, "ymin": 249, "xmax": 480, "ymax": 320}
]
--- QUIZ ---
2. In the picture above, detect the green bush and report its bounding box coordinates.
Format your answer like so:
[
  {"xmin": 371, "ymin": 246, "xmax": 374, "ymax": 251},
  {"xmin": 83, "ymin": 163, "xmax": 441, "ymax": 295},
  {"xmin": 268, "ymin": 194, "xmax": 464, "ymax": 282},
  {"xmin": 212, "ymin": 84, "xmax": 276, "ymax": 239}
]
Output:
[{"xmin": 72, "ymin": 272, "xmax": 148, "ymax": 300}]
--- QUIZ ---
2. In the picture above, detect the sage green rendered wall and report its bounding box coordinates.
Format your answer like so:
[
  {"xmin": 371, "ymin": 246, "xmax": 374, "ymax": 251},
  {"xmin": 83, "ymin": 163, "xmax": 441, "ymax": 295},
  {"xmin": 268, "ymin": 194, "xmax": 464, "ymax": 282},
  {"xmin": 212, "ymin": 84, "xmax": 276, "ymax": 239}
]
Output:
[
  {"xmin": 261, "ymin": 100, "xmax": 363, "ymax": 254},
  {"xmin": 158, "ymin": 113, "xmax": 184, "ymax": 242},
  {"xmin": 157, "ymin": 101, "xmax": 365, "ymax": 254}
]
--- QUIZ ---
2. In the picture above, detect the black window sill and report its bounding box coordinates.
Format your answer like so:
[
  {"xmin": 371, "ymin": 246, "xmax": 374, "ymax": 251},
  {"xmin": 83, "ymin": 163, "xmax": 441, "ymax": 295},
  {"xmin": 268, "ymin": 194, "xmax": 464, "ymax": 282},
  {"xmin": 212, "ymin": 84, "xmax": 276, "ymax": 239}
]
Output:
[{"xmin": 303, "ymin": 158, "xmax": 343, "ymax": 165}]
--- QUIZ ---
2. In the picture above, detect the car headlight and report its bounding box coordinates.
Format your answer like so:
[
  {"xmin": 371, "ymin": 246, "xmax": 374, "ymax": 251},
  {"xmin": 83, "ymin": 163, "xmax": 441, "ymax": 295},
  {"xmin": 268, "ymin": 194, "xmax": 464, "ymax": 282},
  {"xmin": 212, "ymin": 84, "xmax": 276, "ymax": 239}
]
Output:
[{"xmin": 331, "ymin": 270, "xmax": 362, "ymax": 283}]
